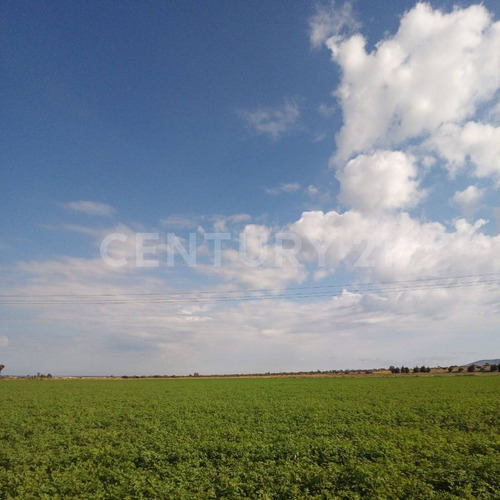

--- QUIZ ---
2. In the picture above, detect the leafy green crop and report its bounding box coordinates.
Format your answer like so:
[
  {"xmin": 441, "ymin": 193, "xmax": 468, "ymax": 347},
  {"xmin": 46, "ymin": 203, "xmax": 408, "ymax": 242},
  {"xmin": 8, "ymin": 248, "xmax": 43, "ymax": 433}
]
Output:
[{"xmin": 1, "ymin": 376, "xmax": 499, "ymax": 499}]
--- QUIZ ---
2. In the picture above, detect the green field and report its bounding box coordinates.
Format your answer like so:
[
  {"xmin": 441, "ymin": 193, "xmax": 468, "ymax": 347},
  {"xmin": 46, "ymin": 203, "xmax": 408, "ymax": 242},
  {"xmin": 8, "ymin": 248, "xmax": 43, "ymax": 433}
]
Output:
[{"xmin": 1, "ymin": 376, "xmax": 499, "ymax": 499}]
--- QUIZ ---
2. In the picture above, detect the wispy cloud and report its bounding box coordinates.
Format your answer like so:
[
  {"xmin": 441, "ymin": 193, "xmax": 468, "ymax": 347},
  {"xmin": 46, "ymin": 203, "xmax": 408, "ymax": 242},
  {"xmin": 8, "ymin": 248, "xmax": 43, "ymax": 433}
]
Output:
[
  {"xmin": 264, "ymin": 183, "xmax": 301, "ymax": 195},
  {"xmin": 59, "ymin": 224, "xmax": 103, "ymax": 237},
  {"xmin": 309, "ymin": 0, "xmax": 359, "ymax": 48},
  {"xmin": 212, "ymin": 214, "xmax": 251, "ymax": 232},
  {"xmin": 161, "ymin": 214, "xmax": 252, "ymax": 232},
  {"xmin": 161, "ymin": 214, "xmax": 203, "ymax": 229},
  {"xmin": 240, "ymin": 98, "xmax": 301, "ymax": 140},
  {"xmin": 318, "ymin": 103, "xmax": 336, "ymax": 117},
  {"xmin": 312, "ymin": 131, "xmax": 327, "ymax": 143},
  {"xmin": 63, "ymin": 201, "xmax": 116, "ymax": 217},
  {"xmin": 306, "ymin": 185, "xmax": 320, "ymax": 196}
]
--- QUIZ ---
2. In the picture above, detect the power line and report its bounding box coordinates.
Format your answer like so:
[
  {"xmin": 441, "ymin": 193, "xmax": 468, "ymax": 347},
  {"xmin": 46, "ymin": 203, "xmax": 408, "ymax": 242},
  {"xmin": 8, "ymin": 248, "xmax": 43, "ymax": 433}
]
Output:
[
  {"xmin": 0, "ymin": 272, "xmax": 499, "ymax": 299},
  {"xmin": 1, "ymin": 276, "xmax": 499, "ymax": 303},
  {"xmin": 1, "ymin": 278, "xmax": 498, "ymax": 306}
]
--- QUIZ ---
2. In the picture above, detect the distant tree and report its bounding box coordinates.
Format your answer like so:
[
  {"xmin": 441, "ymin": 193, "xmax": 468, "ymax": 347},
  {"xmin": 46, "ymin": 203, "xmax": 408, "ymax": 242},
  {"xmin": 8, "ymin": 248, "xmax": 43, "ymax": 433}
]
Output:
[
  {"xmin": 467, "ymin": 364, "xmax": 476, "ymax": 373},
  {"xmin": 394, "ymin": 367, "xmax": 401, "ymax": 374},
  {"xmin": 426, "ymin": 367, "xmax": 431, "ymax": 373},
  {"xmin": 413, "ymin": 366, "xmax": 420, "ymax": 373},
  {"xmin": 448, "ymin": 366, "xmax": 454, "ymax": 373},
  {"xmin": 389, "ymin": 365, "xmax": 396, "ymax": 373},
  {"xmin": 458, "ymin": 366, "xmax": 464, "ymax": 372},
  {"xmin": 0, "ymin": 364, "xmax": 4, "ymax": 375},
  {"xmin": 490, "ymin": 364, "xmax": 498, "ymax": 372},
  {"xmin": 404, "ymin": 367, "xmax": 410, "ymax": 374},
  {"xmin": 420, "ymin": 366, "xmax": 427, "ymax": 373}
]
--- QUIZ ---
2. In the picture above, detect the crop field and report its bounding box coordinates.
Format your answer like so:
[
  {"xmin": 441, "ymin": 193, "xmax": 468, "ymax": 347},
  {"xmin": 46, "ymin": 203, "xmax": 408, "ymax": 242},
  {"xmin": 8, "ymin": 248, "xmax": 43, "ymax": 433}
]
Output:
[{"xmin": 1, "ymin": 376, "xmax": 499, "ymax": 499}]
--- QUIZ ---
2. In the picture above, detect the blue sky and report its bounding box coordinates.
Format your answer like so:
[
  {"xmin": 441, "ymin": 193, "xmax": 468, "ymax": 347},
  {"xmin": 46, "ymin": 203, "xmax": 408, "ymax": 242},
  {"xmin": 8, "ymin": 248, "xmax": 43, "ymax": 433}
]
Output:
[
  {"xmin": 1, "ymin": 1, "xmax": 499, "ymax": 375},
  {"xmin": 2, "ymin": 0, "xmax": 335, "ymax": 253}
]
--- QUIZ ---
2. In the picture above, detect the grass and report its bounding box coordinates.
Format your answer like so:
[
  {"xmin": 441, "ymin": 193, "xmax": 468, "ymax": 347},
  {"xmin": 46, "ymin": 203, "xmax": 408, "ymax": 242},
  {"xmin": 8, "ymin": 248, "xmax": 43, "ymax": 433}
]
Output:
[{"xmin": 1, "ymin": 376, "xmax": 499, "ymax": 499}]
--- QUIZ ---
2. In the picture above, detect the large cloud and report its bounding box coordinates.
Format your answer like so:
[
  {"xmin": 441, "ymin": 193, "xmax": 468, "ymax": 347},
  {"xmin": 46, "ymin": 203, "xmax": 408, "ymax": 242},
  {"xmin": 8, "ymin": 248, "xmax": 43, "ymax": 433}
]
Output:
[
  {"xmin": 325, "ymin": 3, "xmax": 500, "ymax": 161},
  {"xmin": 290, "ymin": 210, "xmax": 500, "ymax": 281}
]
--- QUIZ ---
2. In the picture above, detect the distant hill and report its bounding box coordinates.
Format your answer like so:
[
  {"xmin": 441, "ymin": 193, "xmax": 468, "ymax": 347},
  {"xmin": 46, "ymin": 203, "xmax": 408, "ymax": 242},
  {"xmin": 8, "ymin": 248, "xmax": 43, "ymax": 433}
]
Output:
[{"xmin": 467, "ymin": 359, "xmax": 500, "ymax": 366}]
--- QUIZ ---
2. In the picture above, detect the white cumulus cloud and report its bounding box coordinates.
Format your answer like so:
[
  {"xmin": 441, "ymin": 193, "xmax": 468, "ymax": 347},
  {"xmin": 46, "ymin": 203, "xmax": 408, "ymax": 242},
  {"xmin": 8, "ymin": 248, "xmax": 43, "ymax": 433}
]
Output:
[
  {"xmin": 290, "ymin": 209, "xmax": 500, "ymax": 281},
  {"xmin": 426, "ymin": 121, "xmax": 500, "ymax": 181},
  {"xmin": 324, "ymin": 3, "xmax": 500, "ymax": 160},
  {"xmin": 336, "ymin": 150, "xmax": 423, "ymax": 212}
]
